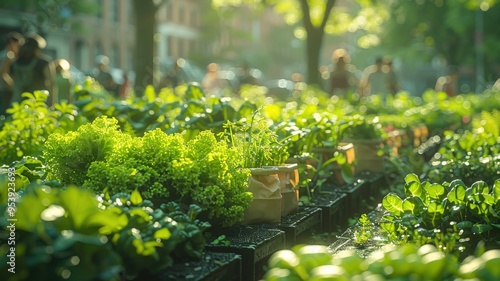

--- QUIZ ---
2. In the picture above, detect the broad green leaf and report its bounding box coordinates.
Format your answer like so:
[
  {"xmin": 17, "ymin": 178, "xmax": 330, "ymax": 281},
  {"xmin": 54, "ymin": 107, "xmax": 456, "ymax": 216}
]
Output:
[
  {"xmin": 130, "ymin": 189, "xmax": 143, "ymax": 205},
  {"xmin": 448, "ymin": 179, "xmax": 467, "ymax": 190},
  {"xmin": 426, "ymin": 202, "xmax": 444, "ymax": 227},
  {"xmin": 470, "ymin": 193, "xmax": 495, "ymax": 206},
  {"xmin": 401, "ymin": 213, "xmax": 421, "ymax": 228},
  {"xmin": 129, "ymin": 208, "xmax": 152, "ymax": 223},
  {"xmin": 494, "ymin": 180, "xmax": 500, "ymax": 201},
  {"xmin": 380, "ymin": 221, "xmax": 396, "ymax": 234},
  {"xmin": 382, "ymin": 193, "xmax": 403, "ymax": 217},
  {"xmin": 456, "ymin": 221, "xmax": 473, "ymax": 230},
  {"xmin": 59, "ymin": 186, "xmax": 100, "ymax": 231},
  {"xmin": 185, "ymin": 84, "xmax": 205, "ymax": 100},
  {"xmin": 404, "ymin": 180, "xmax": 423, "ymax": 198},
  {"xmin": 447, "ymin": 184, "xmax": 466, "ymax": 204},
  {"xmin": 404, "ymin": 173, "xmax": 420, "ymax": 185},
  {"xmin": 489, "ymin": 206, "xmax": 500, "ymax": 219},
  {"xmin": 425, "ymin": 183, "xmax": 446, "ymax": 200},
  {"xmin": 154, "ymin": 228, "xmax": 172, "ymax": 240},
  {"xmin": 86, "ymin": 206, "xmax": 128, "ymax": 235},
  {"xmin": 472, "ymin": 223, "xmax": 493, "ymax": 234},
  {"xmin": 237, "ymin": 101, "xmax": 258, "ymax": 119},
  {"xmin": 427, "ymin": 202, "xmax": 445, "ymax": 214},
  {"xmin": 142, "ymin": 240, "xmax": 162, "ymax": 256},
  {"xmin": 341, "ymin": 163, "xmax": 354, "ymax": 185},
  {"xmin": 15, "ymin": 195, "xmax": 47, "ymax": 231},
  {"xmin": 471, "ymin": 181, "xmax": 490, "ymax": 195},
  {"xmin": 420, "ymin": 182, "xmax": 431, "ymax": 204},
  {"xmin": 470, "ymin": 194, "xmax": 495, "ymax": 219},
  {"xmin": 402, "ymin": 196, "xmax": 425, "ymax": 215}
]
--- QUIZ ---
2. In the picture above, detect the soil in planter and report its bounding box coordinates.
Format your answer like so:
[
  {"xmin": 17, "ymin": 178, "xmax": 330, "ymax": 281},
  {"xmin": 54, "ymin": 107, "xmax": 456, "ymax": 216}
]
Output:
[
  {"xmin": 328, "ymin": 205, "xmax": 388, "ymax": 259},
  {"xmin": 157, "ymin": 251, "xmax": 242, "ymax": 281}
]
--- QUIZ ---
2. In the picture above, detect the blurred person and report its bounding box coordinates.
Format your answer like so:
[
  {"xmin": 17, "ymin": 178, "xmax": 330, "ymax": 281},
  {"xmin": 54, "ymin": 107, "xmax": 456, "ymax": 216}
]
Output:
[
  {"xmin": 0, "ymin": 32, "xmax": 23, "ymax": 116},
  {"xmin": 435, "ymin": 66, "xmax": 459, "ymax": 97},
  {"xmin": 202, "ymin": 63, "xmax": 225, "ymax": 96},
  {"xmin": 118, "ymin": 71, "xmax": 130, "ymax": 99},
  {"xmin": 159, "ymin": 59, "xmax": 184, "ymax": 90},
  {"xmin": 329, "ymin": 49, "xmax": 357, "ymax": 98},
  {"xmin": 237, "ymin": 62, "xmax": 258, "ymax": 87},
  {"xmin": 92, "ymin": 55, "xmax": 117, "ymax": 95},
  {"xmin": 53, "ymin": 59, "xmax": 74, "ymax": 103},
  {"xmin": 7, "ymin": 33, "xmax": 55, "ymax": 105},
  {"xmin": 385, "ymin": 58, "xmax": 400, "ymax": 96},
  {"xmin": 359, "ymin": 57, "xmax": 390, "ymax": 99}
]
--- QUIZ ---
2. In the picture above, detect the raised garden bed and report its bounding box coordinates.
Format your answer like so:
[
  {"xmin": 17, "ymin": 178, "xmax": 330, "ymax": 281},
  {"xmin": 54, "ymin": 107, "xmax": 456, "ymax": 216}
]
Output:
[
  {"xmin": 205, "ymin": 225, "xmax": 285, "ymax": 281},
  {"xmin": 263, "ymin": 206, "xmax": 322, "ymax": 247},
  {"xmin": 363, "ymin": 171, "xmax": 387, "ymax": 200},
  {"xmin": 328, "ymin": 205, "xmax": 387, "ymax": 258},
  {"xmin": 157, "ymin": 251, "xmax": 242, "ymax": 281},
  {"xmin": 312, "ymin": 191, "xmax": 348, "ymax": 231}
]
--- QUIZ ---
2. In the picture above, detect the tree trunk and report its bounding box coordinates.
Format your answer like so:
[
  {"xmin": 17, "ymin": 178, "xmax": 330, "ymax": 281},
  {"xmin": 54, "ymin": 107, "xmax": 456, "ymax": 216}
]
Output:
[
  {"xmin": 304, "ymin": 28, "xmax": 324, "ymax": 86},
  {"xmin": 132, "ymin": 0, "xmax": 157, "ymax": 96},
  {"xmin": 298, "ymin": 0, "xmax": 336, "ymax": 86}
]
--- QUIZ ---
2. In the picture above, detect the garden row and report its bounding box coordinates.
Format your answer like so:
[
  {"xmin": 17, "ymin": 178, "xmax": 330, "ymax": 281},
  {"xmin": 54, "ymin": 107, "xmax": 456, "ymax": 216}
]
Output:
[
  {"xmin": 0, "ymin": 81, "xmax": 499, "ymax": 281},
  {"xmin": 263, "ymin": 108, "xmax": 500, "ymax": 279}
]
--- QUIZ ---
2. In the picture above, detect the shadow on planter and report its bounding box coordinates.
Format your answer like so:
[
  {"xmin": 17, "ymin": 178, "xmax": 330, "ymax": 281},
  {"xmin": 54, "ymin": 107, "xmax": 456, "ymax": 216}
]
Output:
[
  {"xmin": 206, "ymin": 225, "xmax": 285, "ymax": 281},
  {"xmin": 343, "ymin": 138, "xmax": 385, "ymax": 175}
]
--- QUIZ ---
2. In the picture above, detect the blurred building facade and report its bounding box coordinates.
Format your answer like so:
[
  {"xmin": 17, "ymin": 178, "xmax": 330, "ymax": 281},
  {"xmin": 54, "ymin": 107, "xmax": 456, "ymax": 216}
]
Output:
[{"xmin": 0, "ymin": 0, "xmax": 286, "ymax": 77}]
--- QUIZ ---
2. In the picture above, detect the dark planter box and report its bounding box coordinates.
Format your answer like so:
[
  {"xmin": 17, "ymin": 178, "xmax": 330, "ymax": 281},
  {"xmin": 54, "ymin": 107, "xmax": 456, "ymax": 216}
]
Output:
[
  {"xmin": 364, "ymin": 172, "xmax": 386, "ymax": 200},
  {"xmin": 312, "ymin": 191, "xmax": 348, "ymax": 232},
  {"xmin": 337, "ymin": 178, "xmax": 369, "ymax": 217},
  {"xmin": 158, "ymin": 251, "xmax": 242, "ymax": 281},
  {"xmin": 263, "ymin": 206, "xmax": 322, "ymax": 247},
  {"xmin": 206, "ymin": 225, "xmax": 285, "ymax": 281}
]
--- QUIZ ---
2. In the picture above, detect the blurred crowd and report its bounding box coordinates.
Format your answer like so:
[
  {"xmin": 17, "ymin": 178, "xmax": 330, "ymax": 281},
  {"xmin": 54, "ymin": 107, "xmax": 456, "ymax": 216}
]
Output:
[
  {"xmin": 2, "ymin": 31, "xmax": 497, "ymax": 118},
  {"xmin": 0, "ymin": 32, "xmax": 132, "ymax": 117},
  {"xmin": 320, "ymin": 48, "xmax": 467, "ymax": 100}
]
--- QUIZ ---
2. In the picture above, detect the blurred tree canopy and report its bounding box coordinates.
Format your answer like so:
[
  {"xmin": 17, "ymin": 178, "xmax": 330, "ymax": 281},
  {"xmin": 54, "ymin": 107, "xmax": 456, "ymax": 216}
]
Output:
[
  {"xmin": 0, "ymin": 0, "xmax": 98, "ymax": 32},
  {"xmin": 379, "ymin": 0, "xmax": 500, "ymax": 81},
  {"xmin": 212, "ymin": 0, "xmax": 388, "ymax": 85}
]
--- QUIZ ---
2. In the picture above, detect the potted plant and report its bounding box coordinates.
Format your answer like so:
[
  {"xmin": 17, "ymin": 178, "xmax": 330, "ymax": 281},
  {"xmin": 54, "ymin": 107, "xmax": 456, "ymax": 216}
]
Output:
[
  {"xmin": 224, "ymin": 115, "xmax": 293, "ymax": 223},
  {"xmin": 310, "ymin": 141, "xmax": 356, "ymax": 186},
  {"xmin": 340, "ymin": 115, "xmax": 387, "ymax": 175}
]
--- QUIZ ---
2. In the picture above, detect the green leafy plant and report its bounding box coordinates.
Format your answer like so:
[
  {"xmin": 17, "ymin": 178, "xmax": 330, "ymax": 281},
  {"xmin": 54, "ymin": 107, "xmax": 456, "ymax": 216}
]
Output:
[
  {"xmin": 0, "ymin": 91, "xmax": 82, "ymax": 164},
  {"xmin": 43, "ymin": 116, "xmax": 128, "ymax": 186},
  {"xmin": 209, "ymin": 235, "xmax": 231, "ymax": 246},
  {"xmin": 81, "ymin": 128, "xmax": 252, "ymax": 227},
  {"xmin": 424, "ymin": 110, "xmax": 500, "ymax": 186},
  {"xmin": 222, "ymin": 112, "xmax": 289, "ymax": 168},
  {"xmin": 101, "ymin": 190, "xmax": 210, "ymax": 278},
  {"xmin": 340, "ymin": 115, "xmax": 386, "ymax": 141},
  {"xmin": 0, "ymin": 157, "xmax": 47, "ymax": 204},
  {"xmin": 381, "ymin": 174, "xmax": 500, "ymax": 257},
  {"xmin": 44, "ymin": 116, "xmax": 252, "ymax": 227},
  {"xmin": 0, "ymin": 183, "xmax": 125, "ymax": 281},
  {"xmin": 265, "ymin": 243, "xmax": 500, "ymax": 281},
  {"xmin": 354, "ymin": 214, "xmax": 373, "ymax": 245},
  {"xmin": 0, "ymin": 180, "xmax": 211, "ymax": 281}
]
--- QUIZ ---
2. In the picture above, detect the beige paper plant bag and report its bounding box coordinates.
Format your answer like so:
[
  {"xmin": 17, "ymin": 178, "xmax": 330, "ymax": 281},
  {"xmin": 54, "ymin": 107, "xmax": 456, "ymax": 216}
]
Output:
[
  {"xmin": 264, "ymin": 164, "xmax": 300, "ymax": 216},
  {"xmin": 242, "ymin": 167, "xmax": 282, "ymax": 224}
]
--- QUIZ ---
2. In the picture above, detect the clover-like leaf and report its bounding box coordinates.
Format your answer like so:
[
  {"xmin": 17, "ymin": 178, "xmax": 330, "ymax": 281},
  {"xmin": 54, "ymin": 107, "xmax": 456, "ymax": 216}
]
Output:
[{"xmin": 383, "ymin": 193, "xmax": 404, "ymax": 217}]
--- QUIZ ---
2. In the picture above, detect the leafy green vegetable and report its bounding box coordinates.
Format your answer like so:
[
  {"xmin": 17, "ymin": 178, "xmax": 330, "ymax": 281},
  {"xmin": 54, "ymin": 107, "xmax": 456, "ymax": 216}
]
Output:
[
  {"xmin": 382, "ymin": 175, "xmax": 500, "ymax": 257},
  {"xmin": 0, "ymin": 92, "xmax": 82, "ymax": 164}
]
